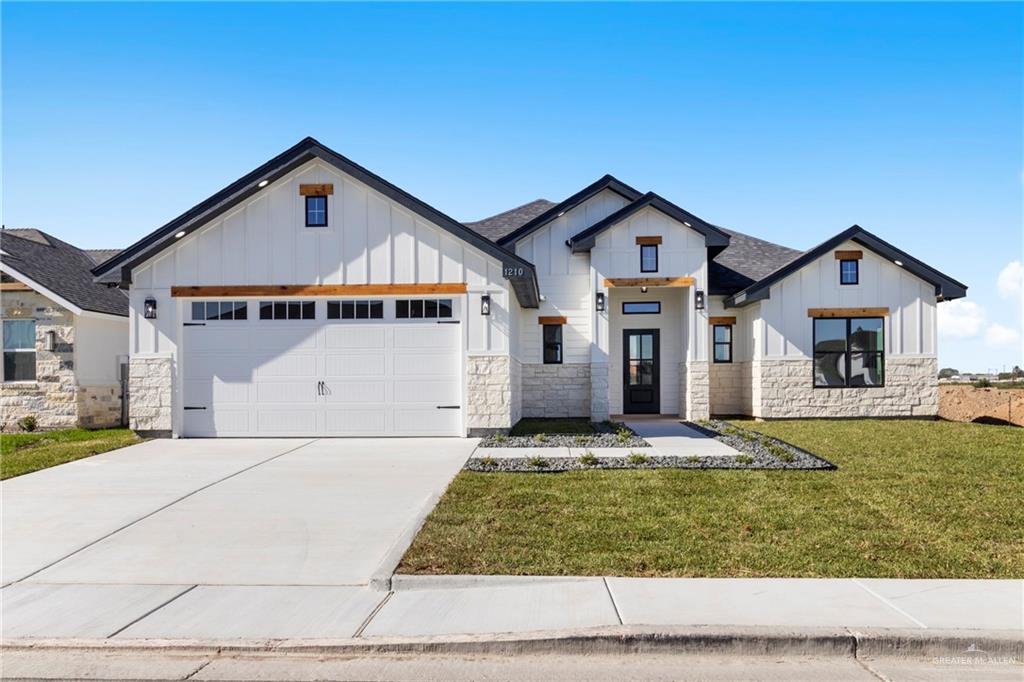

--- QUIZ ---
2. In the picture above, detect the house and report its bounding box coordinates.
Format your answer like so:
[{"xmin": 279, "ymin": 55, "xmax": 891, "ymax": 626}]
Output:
[
  {"xmin": 1, "ymin": 229, "xmax": 129, "ymax": 430},
  {"xmin": 91, "ymin": 138, "xmax": 966, "ymax": 437}
]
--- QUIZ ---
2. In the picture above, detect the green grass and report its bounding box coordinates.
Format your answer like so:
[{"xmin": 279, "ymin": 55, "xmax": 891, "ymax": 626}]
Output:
[
  {"xmin": 509, "ymin": 418, "xmax": 595, "ymax": 436},
  {"xmin": 1, "ymin": 428, "xmax": 141, "ymax": 480},
  {"xmin": 400, "ymin": 420, "xmax": 1024, "ymax": 578}
]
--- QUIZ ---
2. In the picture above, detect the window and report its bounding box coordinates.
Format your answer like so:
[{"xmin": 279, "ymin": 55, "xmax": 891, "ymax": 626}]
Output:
[
  {"xmin": 259, "ymin": 301, "xmax": 316, "ymax": 320},
  {"xmin": 3, "ymin": 320, "xmax": 36, "ymax": 382},
  {"xmin": 305, "ymin": 195, "xmax": 328, "ymax": 227},
  {"xmin": 327, "ymin": 300, "xmax": 384, "ymax": 320},
  {"xmin": 813, "ymin": 317, "xmax": 884, "ymax": 387},
  {"xmin": 840, "ymin": 259, "xmax": 859, "ymax": 285},
  {"xmin": 640, "ymin": 244, "xmax": 658, "ymax": 273},
  {"xmin": 622, "ymin": 301, "xmax": 661, "ymax": 315},
  {"xmin": 543, "ymin": 324, "xmax": 563, "ymax": 364},
  {"xmin": 713, "ymin": 325, "xmax": 732, "ymax": 363},
  {"xmin": 192, "ymin": 301, "xmax": 247, "ymax": 321},
  {"xmin": 395, "ymin": 298, "xmax": 453, "ymax": 319}
]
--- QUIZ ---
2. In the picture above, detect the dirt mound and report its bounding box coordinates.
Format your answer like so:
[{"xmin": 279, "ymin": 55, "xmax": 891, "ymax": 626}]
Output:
[{"xmin": 939, "ymin": 385, "xmax": 1023, "ymax": 426}]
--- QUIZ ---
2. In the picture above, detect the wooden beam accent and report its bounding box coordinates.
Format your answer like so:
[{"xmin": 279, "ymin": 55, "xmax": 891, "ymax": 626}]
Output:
[
  {"xmin": 171, "ymin": 283, "xmax": 467, "ymax": 298},
  {"xmin": 603, "ymin": 277, "xmax": 694, "ymax": 288},
  {"xmin": 538, "ymin": 315, "xmax": 567, "ymax": 325},
  {"xmin": 635, "ymin": 236, "xmax": 663, "ymax": 245},
  {"xmin": 0, "ymin": 282, "xmax": 32, "ymax": 291},
  {"xmin": 709, "ymin": 316, "xmax": 737, "ymax": 326},
  {"xmin": 807, "ymin": 307, "xmax": 889, "ymax": 318},
  {"xmin": 298, "ymin": 183, "xmax": 334, "ymax": 196},
  {"xmin": 834, "ymin": 250, "xmax": 863, "ymax": 260}
]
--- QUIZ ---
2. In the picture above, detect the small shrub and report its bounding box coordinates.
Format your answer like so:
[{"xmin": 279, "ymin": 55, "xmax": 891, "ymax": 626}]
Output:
[
  {"xmin": 740, "ymin": 430, "xmax": 757, "ymax": 442},
  {"xmin": 776, "ymin": 451, "xmax": 795, "ymax": 463},
  {"xmin": 527, "ymin": 456, "xmax": 549, "ymax": 469},
  {"xmin": 479, "ymin": 456, "xmax": 496, "ymax": 467},
  {"xmin": 973, "ymin": 378, "xmax": 993, "ymax": 388},
  {"xmin": 627, "ymin": 452, "xmax": 650, "ymax": 465},
  {"xmin": 578, "ymin": 451, "xmax": 599, "ymax": 466},
  {"xmin": 534, "ymin": 433, "xmax": 548, "ymax": 444},
  {"xmin": 491, "ymin": 433, "xmax": 507, "ymax": 444},
  {"xmin": 615, "ymin": 427, "xmax": 632, "ymax": 444},
  {"xmin": 574, "ymin": 435, "xmax": 589, "ymax": 445},
  {"xmin": 696, "ymin": 419, "xmax": 711, "ymax": 427},
  {"xmin": 18, "ymin": 415, "xmax": 38, "ymax": 432},
  {"xmin": 735, "ymin": 454, "xmax": 754, "ymax": 465},
  {"xmin": 686, "ymin": 455, "xmax": 701, "ymax": 464}
]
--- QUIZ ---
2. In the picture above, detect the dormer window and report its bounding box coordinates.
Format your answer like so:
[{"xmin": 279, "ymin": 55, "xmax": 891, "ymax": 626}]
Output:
[
  {"xmin": 305, "ymin": 195, "xmax": 328, "ymax": 227},
  {"xmin": 640, "ymin": 244, "xmax": 658, "ymax": 272}
]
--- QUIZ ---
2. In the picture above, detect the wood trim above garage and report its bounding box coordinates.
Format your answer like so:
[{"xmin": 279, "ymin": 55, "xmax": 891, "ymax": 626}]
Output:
[
  {"xmin": 834, "ymin": 250, "xmax": 863, "ymax": 260},
  {"xmin": 635, "ymin": 236, "xmax": 663, "ymax": 245},
  {"xmin": 807, "ymin": 307, "xmax": 889, "ymax": 318},
  {"xmin": 538, "ymin": 315, "xmax": 567, "ymax": 325},
  {"xmin": 603, "ymin": 277, "xmax": 695, "ymax": 288},
  {"xmin": 171, "ymin": 283, "xmax": 468, "ymax": 297},
  {"xmin": 298, "ymin": 183, "xmax": 334, "ymax": 196}
]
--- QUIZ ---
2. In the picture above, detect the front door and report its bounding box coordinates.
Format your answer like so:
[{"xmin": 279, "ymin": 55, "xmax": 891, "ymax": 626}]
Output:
[{"xmin": 623, "ymin": 329, "xmax": 660, "ymax": 414}]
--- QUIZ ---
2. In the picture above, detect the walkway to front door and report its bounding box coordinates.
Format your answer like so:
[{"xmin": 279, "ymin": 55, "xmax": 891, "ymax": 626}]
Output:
[{"xmin": 623, "ymin": 329, "xmax": 659, "ymax": 414}]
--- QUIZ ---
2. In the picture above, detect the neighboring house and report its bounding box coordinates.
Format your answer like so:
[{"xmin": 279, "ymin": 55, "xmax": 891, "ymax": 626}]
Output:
[
  {"xmin": 92, "ymin": 137, "xmax": 966, "ymax": 438},
  {"xmin": 1, "ymin": 229, "xmax": 129, "ymax": 430}
]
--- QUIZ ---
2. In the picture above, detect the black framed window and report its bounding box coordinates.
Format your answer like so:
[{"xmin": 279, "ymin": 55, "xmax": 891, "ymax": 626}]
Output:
[
  {"xmin": 192, "ymin": 301, "xmax": 247, "ymax": 321},
  {"xmin": 3, "ymin": 319, "xmax": 36, "ymax": 382},
  {"xmin": 259, "ymin": 301, "xmax": 316, "ymax": 320},
  {"xmin": 622, "ymin": 301, "xmax": 661, "ymax": 315},
  {"xmin": 813, "ymin": 317, "xmax": 884, "ymax": 387},
  {"xmin": 713, "ymin": 325, "xmax": 732, "ymax": 363},
  {"xmin": 640, "ymin": 244, "xmax": 658, "ymax": 273},
  {"xmin": 395, "ymin": 298, "xmax": 453, "ymax": 319},
  {"xmin": 327, "ymin": 300, "xmax": 384, "ymax": 320},
  {"xmin": 840, "ymin": 259, "xmax": 859, "ymax": 285},
  {"xmin": 543, "ymin": 324, "xmax": 563, "ymax": 364},
  {"xmin": 305, "ymin": 195, "xmax": 328, "ymax": 227}
]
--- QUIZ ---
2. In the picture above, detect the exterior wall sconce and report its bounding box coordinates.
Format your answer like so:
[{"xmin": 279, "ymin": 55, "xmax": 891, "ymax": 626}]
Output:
[
  {"xmin": 595, "ymin": 292, "xmax": 605, "ymax": 312},
  {"xmin": 480, "ymin": 294, "xmax": 491, "ymax": 316},
  {"xmin": 695, "ymin": 289, "xmax": 705, "ymax": 310},
  {"xmin": 44, "ymin": 330, "xmax": 56, "ymax": 351},
  {"xmin": 144, "ymin": 297, "xmax": 158, "ymax": 319}
]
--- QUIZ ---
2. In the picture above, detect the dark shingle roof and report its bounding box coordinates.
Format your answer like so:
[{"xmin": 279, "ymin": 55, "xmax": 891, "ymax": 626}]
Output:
[
  {"xmin": 464, "ymin": 199, "xmax": 556, "ymax": 241},
  {"xmin": 1, "ymin": 229, "xmax": 128, "ymax": 316},
  {"xmin": 709, "ymin": 228, "xmax": 803, "ymax": 295},
  {"xmin": 85, "ymin": 249, "xmax": 123, "ymax": 266}
]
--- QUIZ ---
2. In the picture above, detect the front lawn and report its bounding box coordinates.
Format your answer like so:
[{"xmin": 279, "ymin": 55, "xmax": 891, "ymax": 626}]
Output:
[
  {"xmin": 1, "ymin": 428, "xmax": 141, "ymax": 480},
  {"xmin": 400, "ymin": 420, "xmax": 1024, "ymax": 578},
  {"xmin": 509, "ymin": 418, "xmax": 595, "ymax": 436}
]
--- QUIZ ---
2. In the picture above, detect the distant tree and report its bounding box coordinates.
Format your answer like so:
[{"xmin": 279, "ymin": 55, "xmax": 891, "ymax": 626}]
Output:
[
  {"xmin": 938, "ymin": 367, "xmax": 959, "ymax": 379},
  {"xmin": 973, "ymin": 378, "xmax": 992, "ymax": 388},
  {"xmin": 1013, "ymin": 365, "xmax": 1024, "ymax": 378}
]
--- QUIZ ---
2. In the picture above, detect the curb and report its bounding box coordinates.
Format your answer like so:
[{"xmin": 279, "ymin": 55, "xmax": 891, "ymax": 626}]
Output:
[
  {"xmin": 367, "ymin": 492, "xmax": 440, "ymax": 592},
  {"xmin": 4, "ymin": 626, "xmax": 1021, "ymax": 660}
]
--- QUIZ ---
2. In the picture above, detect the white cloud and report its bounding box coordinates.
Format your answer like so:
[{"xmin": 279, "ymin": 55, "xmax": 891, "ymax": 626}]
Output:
[
  {"xmin": 985, "ymin": 322, "xmax": 1021, "ymax": 348},
  {"xmin": 938, "ymin": 299, "xmax": 985, "ymax": 338},
  {"xmin": 996, "ymin": 261, "xmax": 1022, "ymax": 300}
]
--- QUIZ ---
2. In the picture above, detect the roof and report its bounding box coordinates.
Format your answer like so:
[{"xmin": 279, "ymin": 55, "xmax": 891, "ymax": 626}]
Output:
[
  {"xmin": 92, "ymin": 137, "xmax": 541, "ymax": 308},
  {"xmin": 709, "ymin": 228, "xmax": 803, "ymax": 295},
  {"xmin": 85, "ymin": 249, "xmax": 123, "ymax": 266},
  {"xmin": 0, "ymin": 229, "xmax": 128, "ymax": 316},
  {"xmin": 496, "ymin": 175, "xmax": 643, "ymax": 247},
  {"xmin": 724, "ymin": 225, "xmax": 968, "ymax": 307},
  {"xmin": 464, "ymin": 199, "xmax": 556, "ymax": 241}
]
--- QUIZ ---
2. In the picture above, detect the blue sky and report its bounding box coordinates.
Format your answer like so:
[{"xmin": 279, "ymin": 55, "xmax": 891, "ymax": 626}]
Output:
[{"xmin": 3, "ymin": 2, "xmax": 1021, "ymax": 371}]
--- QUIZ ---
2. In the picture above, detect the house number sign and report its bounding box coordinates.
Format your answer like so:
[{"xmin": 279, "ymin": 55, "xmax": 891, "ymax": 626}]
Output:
[{"xmin": 502, "ymin": 266, "xmax": 525, "ymax": 278}]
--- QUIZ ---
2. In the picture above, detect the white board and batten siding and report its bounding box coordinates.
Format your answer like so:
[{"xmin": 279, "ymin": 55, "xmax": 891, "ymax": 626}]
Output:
[
  {"xmin": 129, "ymin": 158, "xmax": 513, "ymax": 359},
  {"xmin": 758, "ymin": 241, "xmax": 938, "ymax": 359}
]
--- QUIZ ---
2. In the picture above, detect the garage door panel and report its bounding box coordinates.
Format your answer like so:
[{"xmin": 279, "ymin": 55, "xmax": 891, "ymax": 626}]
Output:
[
  {"xmin": 393, "ymin": 353, "xmax": 459, "ymax": 377},
  {"xmin": 256, "ymin": 409, "xmax": 318, "ymax": 434},
  {"xmin": 323, "ymin": 354, "xmax": 386, "ymax": 377},
  {"xmin": 324, "ymin": 326, "xmax": 386, "ymax": 349},
  {"xmin": 393, "ymin": 407, "xmax": 460, "ymax": 435},
  {"xmin": 184, "ymin": 379, "xmax": 250, "ymax": 405},
  {"xmin": 322, "ymin": 408, "xmax": 388, "ymax": 435},
  {"xmin": 255, "ymin": 354, "xmax": 318, "ymax": 378},
  {"xmin": 322, "ymin": 381, "xmax": 386, "ymax": 403},
  {"xmin": 253, "ymin": 328, "xmax": 320, "ymax": 351},
  {"xmin": 255, "ymin": 381, "xmax": 317, "ymax": 404},
  {"xmin": 394, "ymin": 326, "xmax": 457, "ymax": 348},
  {"xmin": 392, "ymin": 380, "xmax": 460, "ymax": 403},
  {"xmin": 187, "ymin": 327, "xmax": 254, "ymax": 353}
]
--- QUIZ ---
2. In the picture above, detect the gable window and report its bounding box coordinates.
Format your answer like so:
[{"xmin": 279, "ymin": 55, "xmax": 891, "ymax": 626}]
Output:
[
  {"xmin": 396, "ymin": 299, "xmax": 453, "ymax": 319},
  {"xmin": 840, "ymin": 259, "xmax": 859, "ymax": 285},
  {"xmin": 328, "ymin": 300, "xmax": 384, "ymax": 320},
  {"xmin": 640, "ymin": 244, "xmax": 658, "ymax": 273},
  {"xmin": 622, "ymin": 302, "xmax": 661, "ymax": 315},
  {"xmin": 3, "ymin": 320, "xmax": 36, "ymax": 382},
  {"xmin": 259, "ymin": 301, "xmax": 316, "ymax": 320},
  {"xmin": 813, "ymin": 317, "xmax": 884, "ymax": 388},
  {"xmin": 713, "ymin": 324, "xmax": 733, "ymax": 363},
  {"xmin": 543, "ymin": 324, "xmax": 563, "ymax": 364},
  {"xmin": 305, "ymin": 195, "xmax": 328, "ymax": 227},
  {"xmin": 192, "ymin": 301, "xmax": 247, "ymax": 321}
]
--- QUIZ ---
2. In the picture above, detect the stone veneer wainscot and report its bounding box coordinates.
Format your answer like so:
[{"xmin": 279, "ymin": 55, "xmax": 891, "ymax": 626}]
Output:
[{"xmin": 521, "ymin": 363, "xmax": 591, "ymax": 418}]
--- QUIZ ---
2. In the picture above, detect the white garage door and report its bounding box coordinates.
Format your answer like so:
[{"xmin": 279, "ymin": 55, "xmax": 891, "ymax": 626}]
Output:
[{"xmin": 181, "ymin": 299, "xmax": 462, "ymax": 437}]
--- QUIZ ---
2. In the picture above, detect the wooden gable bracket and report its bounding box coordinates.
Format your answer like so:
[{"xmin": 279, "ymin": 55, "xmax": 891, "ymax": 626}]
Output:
[
  {"xmin": 635, "ymin": 236, "xmax": 663, "ymax": 245},
  {"xmin": 538, "ymin": 315, "xmax": 568, "ymax": 325},
  {"xmin": 807, "ymin": 307, "xmax": 889, "ymax": 318},
  {"xmin": 603, "ymin": 277, "xmax": 694, "ymax": 288},
  {"xmin": 709, "ymin": 316, "xmax": 737, "ymax": 325},
  {"xmin": 299, "ymin": 183, "xmax": 334, "ymax": 196},
  {"xmin": 834, "ymin": 250, "xmax": 863, "ymax": 260}
]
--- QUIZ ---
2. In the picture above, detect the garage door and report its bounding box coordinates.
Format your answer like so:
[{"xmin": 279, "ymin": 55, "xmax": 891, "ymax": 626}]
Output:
[{"xmin": 181, "ymin": 299, "xmax": 462, "ymax": 437}]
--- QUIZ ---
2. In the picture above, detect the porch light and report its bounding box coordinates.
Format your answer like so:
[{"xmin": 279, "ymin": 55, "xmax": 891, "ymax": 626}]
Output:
[
  {"xmin": 44, "ymin": 330, "xmax": 56, "ymax": 351},
  {"xmin": 695, "ymin": 289, "xmax": 705, "ymax": 310},
  {"xmin": 595, "ymin": 292, "xmax": 605, "ymax": 312},
  {"xmin": 144, "ymin": 297, "xmax": 158, "ymax": 319},
  {"xmin": 480, "ymin": 294, "xmax": 491, "ymax": 316}
]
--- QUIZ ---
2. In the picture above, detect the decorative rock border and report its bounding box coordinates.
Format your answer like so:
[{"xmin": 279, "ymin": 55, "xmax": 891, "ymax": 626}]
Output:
[{"xmin": 478, "ymin": 421, "xmax": 649, "ymax": 449}]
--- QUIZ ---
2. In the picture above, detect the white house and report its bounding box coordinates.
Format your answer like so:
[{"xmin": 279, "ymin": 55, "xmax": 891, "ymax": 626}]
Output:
[{"xmin": 92, "ymin": 138, "xmax": 966, "ymax": 437}]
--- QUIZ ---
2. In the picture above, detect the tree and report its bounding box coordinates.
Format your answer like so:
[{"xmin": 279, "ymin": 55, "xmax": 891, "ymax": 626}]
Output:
[
  {"xmin": 938, "ymin": 367, "xmax": 959, "ymax": 379},
  {"xmin": 1013, "ymin": 366, "xmax": 1024, "ymax": 378}
]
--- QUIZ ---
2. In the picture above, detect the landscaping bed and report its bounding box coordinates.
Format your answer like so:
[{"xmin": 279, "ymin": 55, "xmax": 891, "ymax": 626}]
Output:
[{"xmin": 479, "ymin": 419, "xmax": 649, "ymax": 448}]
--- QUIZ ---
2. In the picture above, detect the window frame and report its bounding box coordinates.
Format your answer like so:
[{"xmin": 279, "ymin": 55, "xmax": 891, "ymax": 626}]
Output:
[
  {"xmin": 191, "ymin": 301, "xmax": 247, "ymax": 321},
  {"xmin": 305, "ymin": 195, "xmax": 328, "ymax": 227},
  {"xmin": 258, "ymin": 300, "xmax": 316, "ymax": 320},
  {"xmin": 812, "ymin": 316, "xmax": 885, "ymax": 388},
  {"xmin": 839, "ymin": 259, "xmax": 859, "ymax": 286},
  {"xmin": 622, "ymin": 301, "xmax": 662, "ymax": 315},
  {"xmin": 2, "ymin": 319, "xmax": 37, "ymax": 383},
  {"xmin": 327, "ymin": 300, "xmax": 384, "ymax": 320},
  {"xmin": 640, "ymin": 244, "xmax": 658, "ymax": 273},
  {"xmin": 542, "ymin": 324, "xmax": 563, "ymax": 364},
  {"xmin": 712, "ymin": 324, "xmax": 733, "ymax": 364},
  {"xmin": 395, "ymin": 298, "xmax": 454, "ymax": 319}
]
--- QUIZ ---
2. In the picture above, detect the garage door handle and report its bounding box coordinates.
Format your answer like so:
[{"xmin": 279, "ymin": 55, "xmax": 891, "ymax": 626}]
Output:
[{"xmin": 436, "ymin": 405, "xmax": 460, "ymax": 409}]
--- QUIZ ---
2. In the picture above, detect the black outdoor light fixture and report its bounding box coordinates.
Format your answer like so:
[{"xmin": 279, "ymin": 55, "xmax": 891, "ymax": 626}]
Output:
[
  {"xmin": 695, "ymin": 289, "xmax": 705, "ymax": 310},
  {"xmin": 480, "ymin": 294, "xmax": 491, "ymax": 316},
  {"xmin": 596, "ymin": 292, "xmax": 605, "ymax": 312},
  {"xmin": 144, "ymin": 297, "xmax": 158, "ymax": 319}
]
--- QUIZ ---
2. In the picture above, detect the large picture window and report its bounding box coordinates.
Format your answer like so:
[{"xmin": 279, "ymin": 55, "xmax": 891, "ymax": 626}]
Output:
[
  {"xmin": 3, "ymin": 320, "xmax": 36, "ymax": 382},
  {"xmin": 813, "ymin": 317, "xmax": 884, "ymax": 387}
]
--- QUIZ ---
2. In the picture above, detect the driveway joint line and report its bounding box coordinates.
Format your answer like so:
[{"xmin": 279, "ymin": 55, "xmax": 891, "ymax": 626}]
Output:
[
  {"xmin": 603, "ymin": 577, "xmax": 623, "ymax": 625},
  {"xmin": 851, "ymin": 578, "xmax": 928, "ymax": 629},
  {"xmin": 353, "ymin": 591, "xmax": 394, "ymax": 638},
  {"xmin": 106, "ymin": 584, "xmax": 199, "ymax": 638},
  {"xmin": 10, "ymin": 439, "xmax": 321, "ymax": 585}
]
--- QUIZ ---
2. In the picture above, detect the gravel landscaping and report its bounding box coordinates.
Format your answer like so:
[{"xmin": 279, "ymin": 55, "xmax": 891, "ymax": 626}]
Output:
[{"xmin": 478, "ymin": 421, "xmax": 649, "ymax": 449}]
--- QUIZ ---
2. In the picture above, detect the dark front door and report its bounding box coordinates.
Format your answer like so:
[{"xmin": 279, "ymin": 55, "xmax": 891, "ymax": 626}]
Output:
[{"xmin": 623, "ymin": 329, "xmax": 660, "ymax": 414}]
